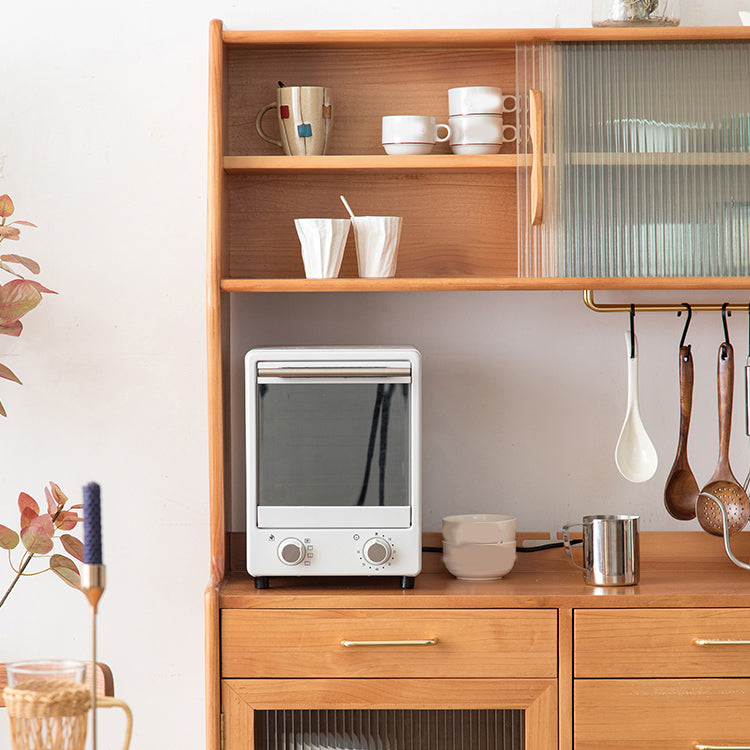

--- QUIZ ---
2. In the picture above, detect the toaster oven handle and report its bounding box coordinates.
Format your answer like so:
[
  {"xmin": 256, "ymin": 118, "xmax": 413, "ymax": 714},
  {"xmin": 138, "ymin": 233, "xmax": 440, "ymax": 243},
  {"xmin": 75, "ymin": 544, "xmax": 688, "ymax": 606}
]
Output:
[
  {"xmin": 340, "ymin": 639, "xmax": 438, "ymax": 647},
  {"xmin": 258, "ymin": 366, "xmax": 411, "ymax": 378}
]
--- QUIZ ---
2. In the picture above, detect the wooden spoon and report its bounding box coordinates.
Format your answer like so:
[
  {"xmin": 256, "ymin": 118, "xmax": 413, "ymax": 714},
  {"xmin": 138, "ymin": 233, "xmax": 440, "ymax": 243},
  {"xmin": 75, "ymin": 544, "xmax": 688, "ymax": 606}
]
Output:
[
  {"xmin": 696, "ymin": 342, "xmax": 750, "ymax": 536},
  {"xmin": 664, "ymin": 345, "xmax": 699, "ymax": 520}
]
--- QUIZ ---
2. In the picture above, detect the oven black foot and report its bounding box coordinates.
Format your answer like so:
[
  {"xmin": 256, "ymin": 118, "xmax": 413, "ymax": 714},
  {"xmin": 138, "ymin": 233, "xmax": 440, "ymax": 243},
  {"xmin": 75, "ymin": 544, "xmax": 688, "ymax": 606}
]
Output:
[
  {"xmin": 400, "ymin": 576, "xmax": 415, "ymax": 589},
  {"xmin": 254, "ymin": 576, "xmax": 269, "ymax": 589}
]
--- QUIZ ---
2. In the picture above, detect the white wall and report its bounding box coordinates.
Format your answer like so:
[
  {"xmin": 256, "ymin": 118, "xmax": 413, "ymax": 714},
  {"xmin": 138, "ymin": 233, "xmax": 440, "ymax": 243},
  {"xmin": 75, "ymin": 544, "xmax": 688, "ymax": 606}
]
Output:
[{"xmin": 1, "ymin": 0, "xmax": 748, "ymax": 747}]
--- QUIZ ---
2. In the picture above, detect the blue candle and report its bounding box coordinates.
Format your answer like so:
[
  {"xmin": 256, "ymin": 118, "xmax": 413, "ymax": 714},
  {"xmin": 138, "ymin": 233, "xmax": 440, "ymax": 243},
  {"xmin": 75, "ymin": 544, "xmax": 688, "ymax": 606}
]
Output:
[{"xmin": 83, "ymin": 482, "xmax": 102, "ymax": 565}]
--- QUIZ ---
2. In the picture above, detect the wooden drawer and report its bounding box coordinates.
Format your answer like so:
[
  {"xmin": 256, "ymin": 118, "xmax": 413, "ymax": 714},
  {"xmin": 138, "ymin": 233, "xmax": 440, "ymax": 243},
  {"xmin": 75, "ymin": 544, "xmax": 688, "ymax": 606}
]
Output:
[
  {"xmin": 575, "ymin": 678, "xmax": 750, "ymax": 750},
  {"xmin": 575, "ymin": 608, "xmax": 750, "ymax": 677},
  {"xmin": 222, "ymin": 609, "xmax": 557, "ymax": 678}
]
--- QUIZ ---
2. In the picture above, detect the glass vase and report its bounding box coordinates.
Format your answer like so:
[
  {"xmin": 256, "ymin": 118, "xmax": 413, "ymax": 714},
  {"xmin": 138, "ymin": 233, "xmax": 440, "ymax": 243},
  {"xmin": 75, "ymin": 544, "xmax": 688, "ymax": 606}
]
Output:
[{"xmin": 593, "ymin": 0, "xmax": 680, "ymax": 26}]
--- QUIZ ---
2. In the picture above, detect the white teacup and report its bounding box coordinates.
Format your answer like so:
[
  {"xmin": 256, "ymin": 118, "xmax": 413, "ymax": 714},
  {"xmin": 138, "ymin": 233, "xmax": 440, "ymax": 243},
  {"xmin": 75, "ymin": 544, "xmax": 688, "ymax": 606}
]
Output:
[
  {"xmin": 294, "ymin": 218, "xmax": 350, "ymax": 279},
  {"xmin": 352, "ymin": 216, "xmax": 402, "ymax": 277},
  {"xmin": 448, "ymin": 86, "xmax": 518, "ymax": 116},
  {"xmin": 449, "ymin": 114, "xmax": 518, "ymax": 155},
  {"xmin": 382, "ymin": 115, "xmax": 451, "ymax": 155}
]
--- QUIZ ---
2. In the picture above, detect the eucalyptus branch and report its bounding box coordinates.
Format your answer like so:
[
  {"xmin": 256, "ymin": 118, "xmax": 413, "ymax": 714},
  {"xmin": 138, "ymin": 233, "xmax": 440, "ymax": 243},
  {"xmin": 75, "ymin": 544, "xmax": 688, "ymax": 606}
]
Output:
[
  {"xmin": 0, "ymin": 550, "xmax": 35, "ymax": 609},
  {"xmin": 0, "ymin": 499, "xmax": 72, "ymax": 609}
]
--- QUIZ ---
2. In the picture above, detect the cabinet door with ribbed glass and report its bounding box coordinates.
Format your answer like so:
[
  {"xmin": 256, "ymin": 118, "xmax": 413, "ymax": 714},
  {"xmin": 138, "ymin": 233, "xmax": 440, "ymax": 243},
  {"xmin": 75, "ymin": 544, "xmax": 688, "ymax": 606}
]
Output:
[
  {"xmin": 518, "ymin": 40, "xmax": 750, "ymax": 279},
  {"xmin": 222, "ymin": 679, "xmax": 557, "ymax": 750}
]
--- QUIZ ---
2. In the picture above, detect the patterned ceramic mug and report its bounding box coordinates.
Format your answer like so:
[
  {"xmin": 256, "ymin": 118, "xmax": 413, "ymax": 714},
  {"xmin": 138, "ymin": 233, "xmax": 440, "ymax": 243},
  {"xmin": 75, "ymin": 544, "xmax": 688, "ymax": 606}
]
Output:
[{"xmin": 256, "ymin": 86, "xmax": 332, "ymax": 156}]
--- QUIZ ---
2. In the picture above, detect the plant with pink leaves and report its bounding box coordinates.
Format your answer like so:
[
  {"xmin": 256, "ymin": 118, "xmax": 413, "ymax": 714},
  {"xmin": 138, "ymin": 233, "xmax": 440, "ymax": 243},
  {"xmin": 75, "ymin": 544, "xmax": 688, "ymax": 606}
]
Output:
[
  {"xmin": 0, "ymin": 482, "xmax": 83, "ymax": 610},
  {"xmin": 0, "ymin": 193, "xmax": 56, "ymax": 416}
]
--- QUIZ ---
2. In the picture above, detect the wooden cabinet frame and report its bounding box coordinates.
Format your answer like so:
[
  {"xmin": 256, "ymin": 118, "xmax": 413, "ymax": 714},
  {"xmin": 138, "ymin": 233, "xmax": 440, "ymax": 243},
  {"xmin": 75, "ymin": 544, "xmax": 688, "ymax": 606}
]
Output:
[
  {"xmin": 222, "ymin": 679, "xmax": 558, "ymax": 750},
  {"xmin": 205, "ymin": 18, "xmax": 750, "ymax": 750}
]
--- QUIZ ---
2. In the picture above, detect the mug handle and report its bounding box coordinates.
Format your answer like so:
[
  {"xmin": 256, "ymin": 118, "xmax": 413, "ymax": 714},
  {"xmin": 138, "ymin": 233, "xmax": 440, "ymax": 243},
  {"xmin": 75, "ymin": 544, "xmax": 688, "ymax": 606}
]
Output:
[
  {"xmin": 255, "ymin": 102, "xmax": 284, "ymax": 148},
  {"xmin": 502, "ymin": 94, "xmax": 518, "ymax": 114},
  {"xmin": 562, "ymin": 523, "xmax": 586, "ymax": 571},
  {"xmin": 436, "ymin": 123, "xmax": 451, "ymax": 143},
  {"xmin": 502, "ymin": 124, "xmax": 518, "ymax": 143},
  {"xmin": 96, "ymin": 696, "xmax": 133, "ymax": 750}
]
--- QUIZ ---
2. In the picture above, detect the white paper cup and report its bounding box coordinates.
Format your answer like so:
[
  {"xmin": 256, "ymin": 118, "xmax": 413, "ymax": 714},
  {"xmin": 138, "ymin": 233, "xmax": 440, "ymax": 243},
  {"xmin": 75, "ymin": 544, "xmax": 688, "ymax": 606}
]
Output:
[
  {"xmin": 352, "ymin": 216, "xmax": 402, "ymax": 278},
  {"xmin": 294, "ymin": 218, "xmax": 350, "ymax": 279}
]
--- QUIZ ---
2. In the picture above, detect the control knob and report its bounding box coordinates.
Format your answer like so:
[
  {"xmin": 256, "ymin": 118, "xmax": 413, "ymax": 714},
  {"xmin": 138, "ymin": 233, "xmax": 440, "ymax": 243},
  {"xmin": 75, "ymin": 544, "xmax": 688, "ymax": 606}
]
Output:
[
  {"xmin": 362, "ymin": 537, "xmax": 392, "ymax": 566},
  {"xmin": 277, "ymin": 538, "xmax": 306, "ymax": 566}
]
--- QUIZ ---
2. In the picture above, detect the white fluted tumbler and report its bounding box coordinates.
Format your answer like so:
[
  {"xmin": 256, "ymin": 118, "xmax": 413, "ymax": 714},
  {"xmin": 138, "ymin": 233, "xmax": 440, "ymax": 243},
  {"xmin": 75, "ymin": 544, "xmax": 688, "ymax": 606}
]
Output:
[
  {"xmin": 352, "ymin": 216, "xmax": 402, "ymax": 278},
  {"xmin": 294, "ymin": 218, "xmax": 350, "ymax": 279}
]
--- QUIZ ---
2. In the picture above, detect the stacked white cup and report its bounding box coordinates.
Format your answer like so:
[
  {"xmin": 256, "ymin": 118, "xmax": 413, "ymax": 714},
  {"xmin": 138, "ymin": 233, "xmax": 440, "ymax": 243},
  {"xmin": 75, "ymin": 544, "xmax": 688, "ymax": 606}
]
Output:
[{"xmin": 448, "ymin": 86, "xmax": 518, "ymax": 155}]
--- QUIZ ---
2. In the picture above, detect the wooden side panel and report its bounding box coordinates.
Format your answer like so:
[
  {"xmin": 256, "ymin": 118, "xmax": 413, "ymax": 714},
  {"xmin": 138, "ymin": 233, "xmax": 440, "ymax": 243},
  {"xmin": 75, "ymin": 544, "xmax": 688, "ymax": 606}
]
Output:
[{"xmin": 206, "ymin": 18, "xmax": 226, "ymax": 750}]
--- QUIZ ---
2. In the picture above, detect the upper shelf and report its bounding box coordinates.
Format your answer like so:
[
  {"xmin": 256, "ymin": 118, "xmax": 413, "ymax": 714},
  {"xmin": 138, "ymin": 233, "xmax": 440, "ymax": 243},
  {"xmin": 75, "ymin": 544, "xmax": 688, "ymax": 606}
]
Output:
[
  {"xmin": 224, "ymin": 153, "xmax": 750, "ymax": 173},
  {"xmin": 224, "ymin": 154, "xmax": 521, "ymax": 173}
]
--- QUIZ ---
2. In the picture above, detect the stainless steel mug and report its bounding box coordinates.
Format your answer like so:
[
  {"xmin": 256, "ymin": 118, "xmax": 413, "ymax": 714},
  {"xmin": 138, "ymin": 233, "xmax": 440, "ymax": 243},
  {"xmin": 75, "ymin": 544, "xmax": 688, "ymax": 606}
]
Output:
[
  {"xmin": 562, "ymin": 514, "xmax": 640, "ymax": 586},
  {"xmin": 255, "ymin": 86, "xmax": 332, "ymax": 156}
]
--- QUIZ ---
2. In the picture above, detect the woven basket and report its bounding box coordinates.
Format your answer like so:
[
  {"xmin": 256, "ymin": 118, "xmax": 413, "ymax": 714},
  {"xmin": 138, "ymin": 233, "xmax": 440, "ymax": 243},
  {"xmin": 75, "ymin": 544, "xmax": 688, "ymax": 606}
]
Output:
[{"xmin": 3, "ymin": 680, "xmax": 90, "ymax": 750}]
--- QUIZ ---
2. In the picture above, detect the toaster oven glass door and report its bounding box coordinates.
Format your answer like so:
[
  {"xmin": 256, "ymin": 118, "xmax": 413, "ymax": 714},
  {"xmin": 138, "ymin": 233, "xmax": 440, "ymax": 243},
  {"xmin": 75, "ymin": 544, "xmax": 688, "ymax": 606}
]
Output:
[{"xmin": 255, "ymin": 374, "xmax": 412, "ymax": 529}]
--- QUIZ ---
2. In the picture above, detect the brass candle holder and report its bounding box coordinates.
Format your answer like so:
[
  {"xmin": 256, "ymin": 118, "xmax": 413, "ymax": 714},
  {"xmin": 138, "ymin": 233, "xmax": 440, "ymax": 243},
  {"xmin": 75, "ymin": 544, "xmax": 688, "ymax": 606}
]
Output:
[{"xmin": 81, "ymin": 563, "xmax": 106, "ymax": 750}]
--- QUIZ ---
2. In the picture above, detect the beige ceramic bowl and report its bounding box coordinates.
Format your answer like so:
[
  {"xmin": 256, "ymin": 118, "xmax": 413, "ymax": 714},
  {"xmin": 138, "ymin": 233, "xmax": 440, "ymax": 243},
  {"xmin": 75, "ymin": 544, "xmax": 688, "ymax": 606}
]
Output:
[
  {"xmin": 442, "ymin": 540, "xmax": 517, "ymax": 581},
  {"xmin": 442, "ymin": 514, "xmax": 516, "ymax": 544}
]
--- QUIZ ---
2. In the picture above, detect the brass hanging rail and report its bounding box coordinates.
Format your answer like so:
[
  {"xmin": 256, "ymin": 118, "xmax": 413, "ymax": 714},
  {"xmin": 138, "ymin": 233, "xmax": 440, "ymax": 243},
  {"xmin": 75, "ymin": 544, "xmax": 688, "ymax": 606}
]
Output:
[{"xmin": 583, "ymin": 289, "xmax": 750, "ymax": 313}]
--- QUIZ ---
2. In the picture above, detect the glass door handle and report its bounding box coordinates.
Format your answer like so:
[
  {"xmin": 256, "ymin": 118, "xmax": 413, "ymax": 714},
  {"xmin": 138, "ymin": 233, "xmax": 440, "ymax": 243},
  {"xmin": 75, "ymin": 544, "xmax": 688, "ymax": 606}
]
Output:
[{"xmin": 529, "ymin": 89, "xmax": 544, "ymax": 226}]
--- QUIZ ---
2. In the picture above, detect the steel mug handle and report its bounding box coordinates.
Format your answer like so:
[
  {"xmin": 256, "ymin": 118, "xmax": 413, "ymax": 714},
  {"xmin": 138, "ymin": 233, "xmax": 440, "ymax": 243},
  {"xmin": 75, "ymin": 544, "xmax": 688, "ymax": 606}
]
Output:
[{"xmin": 562, "ymin": 523, "xmax": 586, "ymax": 571}]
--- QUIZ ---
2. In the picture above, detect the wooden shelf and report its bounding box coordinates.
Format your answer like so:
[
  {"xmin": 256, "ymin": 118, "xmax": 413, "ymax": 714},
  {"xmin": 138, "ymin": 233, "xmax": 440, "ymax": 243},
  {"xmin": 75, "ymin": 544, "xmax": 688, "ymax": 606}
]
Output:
[
  {"xmin": 224, "ymin": 154, "xmax": 523, "ymax": 173},
  {"xmin": 220, "ymin": 276, "xmax": 750, "ymax": 293}
]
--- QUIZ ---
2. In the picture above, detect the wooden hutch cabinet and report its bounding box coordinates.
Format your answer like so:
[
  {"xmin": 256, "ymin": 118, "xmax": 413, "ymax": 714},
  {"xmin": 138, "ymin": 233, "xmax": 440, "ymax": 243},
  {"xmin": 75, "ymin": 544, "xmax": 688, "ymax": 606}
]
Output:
[{"xmin": 206, "ymin": 19, "xmax": 750, "ymax": 750}]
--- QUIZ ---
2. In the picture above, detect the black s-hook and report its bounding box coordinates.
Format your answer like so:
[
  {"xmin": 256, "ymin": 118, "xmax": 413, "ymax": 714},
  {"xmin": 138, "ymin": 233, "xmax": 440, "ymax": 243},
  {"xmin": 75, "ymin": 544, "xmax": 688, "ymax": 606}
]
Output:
[
  {"xmin": 721, "ymin": 302, "xmax": 732, "ymax": 359},
  {"xmin": 629, "ymin": 303, "xmax": 636, "ymax": 359},
  {"xmin": 678, "ymin": 302, "xmax": 692, "ymax": 359}
]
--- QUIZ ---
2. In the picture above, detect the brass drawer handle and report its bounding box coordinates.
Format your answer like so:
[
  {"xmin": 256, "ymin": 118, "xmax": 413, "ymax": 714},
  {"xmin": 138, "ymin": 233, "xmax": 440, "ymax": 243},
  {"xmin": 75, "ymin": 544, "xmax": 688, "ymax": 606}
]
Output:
[
  {"xmin": 340, "ymin": 639, "xmax": 438, "ymax": 647},
  {"xmin": 694, "ymin": 745, "xmax": 750, "ymax": 749},
  {"xmin": 694, "ymin": 638, "xmax": 750, "ymax": 646}
]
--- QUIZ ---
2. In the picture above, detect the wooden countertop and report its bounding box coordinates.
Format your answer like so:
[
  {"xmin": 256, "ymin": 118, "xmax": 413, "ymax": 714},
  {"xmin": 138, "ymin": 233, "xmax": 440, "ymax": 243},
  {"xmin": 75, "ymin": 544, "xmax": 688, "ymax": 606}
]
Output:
[{"xmin": 219, "ymin": 531, "xmax": 750, "ymax": 609}]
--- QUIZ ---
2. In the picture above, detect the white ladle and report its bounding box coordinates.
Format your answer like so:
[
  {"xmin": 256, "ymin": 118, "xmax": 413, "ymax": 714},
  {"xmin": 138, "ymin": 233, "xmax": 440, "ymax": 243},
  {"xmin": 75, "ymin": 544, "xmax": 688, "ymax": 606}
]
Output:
[
  {"xmin": 615, "ymin": 332, "xmax": 658, "ymax": 482},
  {"xmin": 340, "ymin": 195, "xmax": 356, "ymax": 219}
]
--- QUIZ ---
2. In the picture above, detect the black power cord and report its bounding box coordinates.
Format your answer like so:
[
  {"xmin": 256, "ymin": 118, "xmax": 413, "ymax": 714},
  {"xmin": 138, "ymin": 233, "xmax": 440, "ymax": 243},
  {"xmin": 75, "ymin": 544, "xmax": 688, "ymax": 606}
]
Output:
[{"xmin": 422, "ymin": 539, "xmax": 582, "ymax": 554}]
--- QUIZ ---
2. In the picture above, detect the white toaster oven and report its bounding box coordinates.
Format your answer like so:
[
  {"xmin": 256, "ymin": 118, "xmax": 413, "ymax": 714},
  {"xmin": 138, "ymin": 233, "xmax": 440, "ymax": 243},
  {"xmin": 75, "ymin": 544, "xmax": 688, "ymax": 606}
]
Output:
[{"xmin": 245, "ymin": 346, "xmax": 422, "ymax": 589}]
